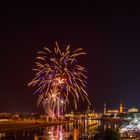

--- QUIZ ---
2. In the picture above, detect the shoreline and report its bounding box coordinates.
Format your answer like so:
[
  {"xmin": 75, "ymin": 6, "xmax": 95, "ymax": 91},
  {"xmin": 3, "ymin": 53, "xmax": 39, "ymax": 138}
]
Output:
[{"xmin": 0, "ymin": 120, "xmax": 74, "ymax": 132}]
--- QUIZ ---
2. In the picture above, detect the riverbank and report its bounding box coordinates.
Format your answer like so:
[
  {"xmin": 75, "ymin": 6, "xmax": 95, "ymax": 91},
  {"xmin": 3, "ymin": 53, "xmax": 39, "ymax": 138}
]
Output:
[
  {"xmin": 0, "ymin": 119, "xmax": 74, "ymax": 132},
  {"xmin": 101, "ymin": 117, "xmax": 129, "ymax": 123}
]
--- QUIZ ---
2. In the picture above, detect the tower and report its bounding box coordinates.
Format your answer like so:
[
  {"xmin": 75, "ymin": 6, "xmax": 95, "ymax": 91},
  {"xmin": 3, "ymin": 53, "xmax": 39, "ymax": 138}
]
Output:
[
  {"xmin": 104, "ymin": 102, "xmax": 106, "ymax": 114},
  {"xmin": 87, "ymin": 106, "xmax": 91, "ymax": 113},
  {"xmin": 120, "ymin": 100, "xmax": 123, "ymax": 113}
]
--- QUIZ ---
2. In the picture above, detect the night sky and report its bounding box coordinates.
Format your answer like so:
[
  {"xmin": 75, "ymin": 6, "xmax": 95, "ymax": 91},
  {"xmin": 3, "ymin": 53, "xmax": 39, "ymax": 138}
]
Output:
[{"xmin": 1, "ymin": 1, "xmax": 140, "ymax": 113}]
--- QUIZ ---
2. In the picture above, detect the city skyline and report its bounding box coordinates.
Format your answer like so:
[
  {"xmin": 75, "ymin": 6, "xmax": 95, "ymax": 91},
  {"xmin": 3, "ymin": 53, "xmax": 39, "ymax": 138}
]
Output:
[{"xmin": 1, "ymin": 1, "xmax": 140, "ymax": 113}]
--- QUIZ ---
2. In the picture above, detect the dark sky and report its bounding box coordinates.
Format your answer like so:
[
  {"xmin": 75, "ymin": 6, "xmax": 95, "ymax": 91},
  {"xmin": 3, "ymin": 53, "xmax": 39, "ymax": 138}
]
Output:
[{"xmin": 0, "ymin": 1, "xmax": 140, "ymax": 113}]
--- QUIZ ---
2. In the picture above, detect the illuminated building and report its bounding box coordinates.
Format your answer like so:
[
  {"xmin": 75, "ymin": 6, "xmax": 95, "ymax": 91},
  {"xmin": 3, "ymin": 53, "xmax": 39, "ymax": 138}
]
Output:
[
  {"xmin": 106, "ymin": 110, "xmax": 119, "ymax": 117},
  {"xmin": 107, "ymin": 109, "xmax": 119, "ymax": 114},
  {"xmin": 120, "ymin": 100, "xmax": 123, "ymax": 113},
  {"xmin": 128, "ymin": 107, "xmax": 139, "ymax": 113},
  {"xmin": 103, "ymin": 100, "xmax": 125, "ymax": 116},
  {"xmin": 104, "ymin": 103, "xmax": 106, "ymax": 114}
]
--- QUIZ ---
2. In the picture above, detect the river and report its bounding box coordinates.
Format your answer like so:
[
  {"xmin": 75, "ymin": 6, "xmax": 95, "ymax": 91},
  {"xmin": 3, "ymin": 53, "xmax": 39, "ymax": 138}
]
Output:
[{"xmin": 0, "ymin": 119, "xmax": 121, "ymax": 140}]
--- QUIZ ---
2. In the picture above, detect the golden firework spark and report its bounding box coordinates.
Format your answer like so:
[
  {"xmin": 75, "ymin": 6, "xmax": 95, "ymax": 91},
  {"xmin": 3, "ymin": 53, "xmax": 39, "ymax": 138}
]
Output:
[{"xmin": 28, "ymin": 42, "xmax": 90, "ymax": 111}]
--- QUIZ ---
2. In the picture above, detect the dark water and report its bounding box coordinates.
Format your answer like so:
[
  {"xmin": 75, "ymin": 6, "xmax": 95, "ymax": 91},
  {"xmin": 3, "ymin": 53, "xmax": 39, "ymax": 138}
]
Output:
[{"xmin": 0, "ymin": 120, "xmax": 99, "ymax": 140}]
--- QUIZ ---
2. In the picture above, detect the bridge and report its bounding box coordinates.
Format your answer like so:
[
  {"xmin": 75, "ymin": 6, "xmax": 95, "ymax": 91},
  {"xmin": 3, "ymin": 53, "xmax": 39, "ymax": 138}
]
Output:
[{"xmin": 64, "ymin": 113, "xmax": 101, "ymax": 120}]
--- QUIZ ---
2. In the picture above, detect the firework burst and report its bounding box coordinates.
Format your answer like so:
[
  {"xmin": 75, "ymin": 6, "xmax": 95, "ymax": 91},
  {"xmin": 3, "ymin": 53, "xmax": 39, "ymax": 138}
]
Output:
[{"xmin": 28, "ymin": 42, "xmax": 90, "ymax": 114}]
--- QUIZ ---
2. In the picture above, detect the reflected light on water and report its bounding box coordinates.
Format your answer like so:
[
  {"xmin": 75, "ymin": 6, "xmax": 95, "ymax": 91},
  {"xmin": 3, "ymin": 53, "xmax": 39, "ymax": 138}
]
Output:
[
  {"xmin": 0, "ymin": 132, "xmax": 6, "ymax": 138},
  {"xmin": 0, "ymin": 120, "xmax": 99, "ymax": 140},
  {"xmin": 73, "ymin": 128, "xmax": 79, "ymax": 140},
  {"xmin": 108, "ymin": 124, "xmax": 111, "ymax": 129},
  {"xmin": 34, "ymin": 134, "xmax": 38, "ymax": 140},
  {"xmin": 104, "ymin": 124, "xmax": 107, "ymax": 130},
  {"xmin": 37, "ymin": 125, "xmax": 70, "ymax": 140}
]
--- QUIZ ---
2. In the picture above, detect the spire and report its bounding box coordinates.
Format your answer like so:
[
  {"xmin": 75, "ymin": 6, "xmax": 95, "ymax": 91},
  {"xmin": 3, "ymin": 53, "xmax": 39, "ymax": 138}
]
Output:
[
  {"xmin": 104, "ymin": 102, "xmax": 106, "ymax": 114},
  {"xmin": 120, "ymin": 99, "xmax": 123, "ymax": 113}
]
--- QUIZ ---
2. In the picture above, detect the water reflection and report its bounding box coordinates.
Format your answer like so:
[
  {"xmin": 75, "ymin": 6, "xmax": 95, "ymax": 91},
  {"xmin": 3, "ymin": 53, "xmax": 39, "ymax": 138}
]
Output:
[
  {"xmin": 0, "ymin": 132, "xmax": 6, "ymax": 139},
  {"xmin": 0, "ymin": 120, "xmax": 99, "ymax": 140},
  {"xmin": 42, "ymin": 125, "xmax": 69, "ymax": 140},
  {"xmin": 41, "ymin": 120, "xmax": 98, "ymax": 140},
  {"xmin": 102, "ymin": 122, "xmax": 121, "ymax": 131}
]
